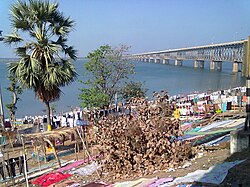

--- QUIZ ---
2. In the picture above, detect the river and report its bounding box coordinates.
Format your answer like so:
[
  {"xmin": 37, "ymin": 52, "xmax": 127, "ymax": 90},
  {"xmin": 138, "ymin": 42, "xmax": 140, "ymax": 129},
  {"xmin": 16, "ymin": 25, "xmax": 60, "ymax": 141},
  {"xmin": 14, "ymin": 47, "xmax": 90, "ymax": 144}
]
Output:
[{"xmin": 0, "ymin": 58, "xmax": 245, "ymax": 118}]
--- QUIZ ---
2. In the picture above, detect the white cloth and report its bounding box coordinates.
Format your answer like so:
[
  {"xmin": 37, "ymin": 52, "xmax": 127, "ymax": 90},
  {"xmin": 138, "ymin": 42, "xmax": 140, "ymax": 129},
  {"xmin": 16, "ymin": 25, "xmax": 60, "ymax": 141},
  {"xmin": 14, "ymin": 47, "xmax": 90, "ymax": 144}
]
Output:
[
  {"xmin": 165, "ymin": 160, "xmax": 245, "ymax": 186},
  {"xmin": 69, "ymin": 162, "xmax": 99, "ymax": 176},
  {"xmin": 61, "ymin": 117, "xmax": 67, "ymax": 127},
  {"xmin": 68, "ymin": 118, "xmax": 74, "ymax": 127}
]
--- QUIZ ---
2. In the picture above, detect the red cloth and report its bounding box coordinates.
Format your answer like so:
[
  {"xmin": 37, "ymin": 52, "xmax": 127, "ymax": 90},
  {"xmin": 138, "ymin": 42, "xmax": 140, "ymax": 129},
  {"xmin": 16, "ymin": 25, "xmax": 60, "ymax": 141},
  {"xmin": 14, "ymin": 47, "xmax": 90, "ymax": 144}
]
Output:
[{"xmin": 31, "ymin": 172, "xmax": 72, "ymax": 187}]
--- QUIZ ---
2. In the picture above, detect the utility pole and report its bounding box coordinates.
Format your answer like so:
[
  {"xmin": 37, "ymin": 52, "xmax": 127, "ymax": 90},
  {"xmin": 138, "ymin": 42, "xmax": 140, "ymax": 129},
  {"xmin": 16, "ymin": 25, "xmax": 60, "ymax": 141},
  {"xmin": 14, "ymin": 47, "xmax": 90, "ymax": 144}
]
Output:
[
  {"xmin": 0, "ymin": 85, "xmax": 5, "ymax": 131},
  {"xmin": 0, "ymin": 30, "xmax": 3, "ymax": 41},
  {"xmin": 245, "ymin": 36, "xmax": 250, "ymax": 131},
  {"xmin": 0, "ymin": 31, "xmax": 5, "ymax": 130}
]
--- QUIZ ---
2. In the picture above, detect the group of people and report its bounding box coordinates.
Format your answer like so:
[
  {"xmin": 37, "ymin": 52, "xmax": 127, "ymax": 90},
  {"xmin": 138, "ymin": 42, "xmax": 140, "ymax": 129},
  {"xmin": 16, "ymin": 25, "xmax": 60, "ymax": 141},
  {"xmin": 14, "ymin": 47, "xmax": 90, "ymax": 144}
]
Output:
[
  {"xmin": 0, "ymin": 155, "xmax": 27, "ymax": 180},
  {"xmin": 4, "ymin": 87, "xmax": 245, "ymax": 132}
]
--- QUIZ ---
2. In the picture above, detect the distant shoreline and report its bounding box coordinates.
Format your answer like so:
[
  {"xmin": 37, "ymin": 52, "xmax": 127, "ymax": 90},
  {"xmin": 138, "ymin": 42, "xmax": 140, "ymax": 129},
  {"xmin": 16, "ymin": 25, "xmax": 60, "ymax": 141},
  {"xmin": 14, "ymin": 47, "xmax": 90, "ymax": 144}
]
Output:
[{"xmin": 0, "ymin": 57, "xmax": 87, "ymax": 61}]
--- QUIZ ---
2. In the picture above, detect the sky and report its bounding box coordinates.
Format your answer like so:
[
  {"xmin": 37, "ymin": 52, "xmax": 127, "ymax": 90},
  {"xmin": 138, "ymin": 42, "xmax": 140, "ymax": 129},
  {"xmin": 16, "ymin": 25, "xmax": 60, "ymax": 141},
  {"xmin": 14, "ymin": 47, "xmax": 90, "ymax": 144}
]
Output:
[{"xmin": 0, "ymin": 0, "xmax": 250, "ymax": 58}]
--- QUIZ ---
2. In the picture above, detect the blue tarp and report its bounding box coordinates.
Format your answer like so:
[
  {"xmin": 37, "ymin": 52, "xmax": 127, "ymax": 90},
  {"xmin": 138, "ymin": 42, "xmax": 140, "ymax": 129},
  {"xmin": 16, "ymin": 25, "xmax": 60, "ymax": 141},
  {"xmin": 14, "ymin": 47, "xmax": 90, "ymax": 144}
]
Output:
[{"xmin": 76, "ymin": 120, "xmax": 88, "ymax": 126}]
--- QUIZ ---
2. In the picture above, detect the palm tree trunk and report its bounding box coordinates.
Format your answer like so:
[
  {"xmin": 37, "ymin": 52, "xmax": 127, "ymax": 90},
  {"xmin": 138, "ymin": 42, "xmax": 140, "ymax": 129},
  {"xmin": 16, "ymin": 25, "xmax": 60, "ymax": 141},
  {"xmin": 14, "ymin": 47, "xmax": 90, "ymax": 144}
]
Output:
[{"xmin": 45, "ymin": 101, "xmax": 51, "ymax": 128}]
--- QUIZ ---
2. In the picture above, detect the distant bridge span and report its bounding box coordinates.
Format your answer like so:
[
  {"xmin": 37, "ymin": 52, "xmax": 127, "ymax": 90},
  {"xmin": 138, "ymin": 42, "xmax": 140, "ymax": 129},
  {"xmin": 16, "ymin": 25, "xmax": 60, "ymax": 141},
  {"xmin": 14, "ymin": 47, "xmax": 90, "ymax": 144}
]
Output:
[{"xmin": 127, "ymin": 37, "xmax": 250, "ymax": 77}]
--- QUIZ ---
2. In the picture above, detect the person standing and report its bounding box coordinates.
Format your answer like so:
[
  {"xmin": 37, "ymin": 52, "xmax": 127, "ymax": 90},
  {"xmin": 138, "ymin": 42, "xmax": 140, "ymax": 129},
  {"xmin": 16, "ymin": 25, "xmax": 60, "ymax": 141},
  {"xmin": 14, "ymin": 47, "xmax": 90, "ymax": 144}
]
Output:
[{"xmin": 174, "ymin": 106, "xmax": 181, "ymax": 119}]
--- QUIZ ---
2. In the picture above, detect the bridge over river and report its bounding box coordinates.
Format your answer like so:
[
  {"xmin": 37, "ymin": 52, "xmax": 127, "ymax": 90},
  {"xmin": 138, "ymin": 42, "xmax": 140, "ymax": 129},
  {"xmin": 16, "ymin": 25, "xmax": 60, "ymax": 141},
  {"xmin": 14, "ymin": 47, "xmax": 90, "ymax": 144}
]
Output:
[{"xmin": 128, "ymin": 36, "xmax": 250, "ymax": 77}]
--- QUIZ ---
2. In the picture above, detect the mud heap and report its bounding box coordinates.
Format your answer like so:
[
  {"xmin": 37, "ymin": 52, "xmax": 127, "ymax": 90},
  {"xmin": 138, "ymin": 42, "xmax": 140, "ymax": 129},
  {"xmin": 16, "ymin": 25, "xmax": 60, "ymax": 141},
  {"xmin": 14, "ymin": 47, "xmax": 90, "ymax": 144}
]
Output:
[{"xmin": 92, "ymin": 92, "xmax": 192, "ymax": 180}]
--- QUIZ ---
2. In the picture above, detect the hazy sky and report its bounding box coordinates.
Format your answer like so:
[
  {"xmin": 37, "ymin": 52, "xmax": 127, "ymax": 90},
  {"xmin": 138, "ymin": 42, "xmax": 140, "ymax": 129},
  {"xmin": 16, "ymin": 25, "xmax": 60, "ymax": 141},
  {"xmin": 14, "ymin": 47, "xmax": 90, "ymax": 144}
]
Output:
[{"xmin": 0, "ymin": 0, "xmax": 250, "ymax": 58}]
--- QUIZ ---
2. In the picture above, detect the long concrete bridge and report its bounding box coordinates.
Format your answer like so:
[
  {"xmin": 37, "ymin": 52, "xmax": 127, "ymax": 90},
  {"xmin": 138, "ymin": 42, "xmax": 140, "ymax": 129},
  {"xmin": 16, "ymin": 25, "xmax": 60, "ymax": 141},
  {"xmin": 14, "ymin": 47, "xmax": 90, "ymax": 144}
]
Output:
[{"xmin": 127, "ymin": 36, "xmax": 250, "ymax": 77}]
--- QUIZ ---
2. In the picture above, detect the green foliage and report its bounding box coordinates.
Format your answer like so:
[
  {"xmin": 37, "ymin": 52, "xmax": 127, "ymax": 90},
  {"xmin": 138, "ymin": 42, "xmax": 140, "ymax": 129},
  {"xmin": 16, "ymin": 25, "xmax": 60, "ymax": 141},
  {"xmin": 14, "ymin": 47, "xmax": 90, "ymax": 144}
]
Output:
[
  {"xmin": 5, "ymin": 74, "xmax": 23, "ymax": 121},
  {"xmin": 79, "ymin": 88, "xmax": 109, "ymax": 109},
  {"xmin": 4, "ymin": 0, "xmax": 77, "ymax": 124},
  {"xmin": 121, "ymin": 81, "xmax": 148, "ymax": 102},
  {"xmin": 79, "ymin": 45, "xmax": 134, "ymax": 108}
]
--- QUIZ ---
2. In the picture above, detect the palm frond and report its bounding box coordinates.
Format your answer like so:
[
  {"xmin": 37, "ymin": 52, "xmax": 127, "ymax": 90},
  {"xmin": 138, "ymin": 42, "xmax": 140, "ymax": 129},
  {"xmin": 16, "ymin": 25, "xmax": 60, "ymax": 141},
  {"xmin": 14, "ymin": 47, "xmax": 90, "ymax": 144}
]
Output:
[
  {"xmin": 42, "ymin": 60, "xmax": 77, "ymax": 89},
  {"xmin": 15, "ymin": 47, "xmax": 27, "ymax": 57},
  {"xmin": 64, "ymin": 46, "xmax": 77, "ymax": 60},
  {"xmin": 10, "ymin": 0, "xmax": 31, "ymax": 31},
  {"xmin": 50, "ymin": 13, "xmax": 75, "ymax": 36},
  {"xmin": 4, "ymin": 33, "xmax": 23, "ymax": 44},
  {"xmin": 52, "ymin": 36, "xmax": 67, "ymax": 47}
]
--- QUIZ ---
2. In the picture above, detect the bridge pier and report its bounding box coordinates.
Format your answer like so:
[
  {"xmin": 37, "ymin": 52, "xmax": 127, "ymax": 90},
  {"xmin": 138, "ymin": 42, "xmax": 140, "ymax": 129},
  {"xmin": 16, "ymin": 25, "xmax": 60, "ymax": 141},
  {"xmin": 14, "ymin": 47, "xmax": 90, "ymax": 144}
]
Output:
[
  {"xmin": 155, "ymin": 59, "xmax": 160, "ymax": 63},
  {"xmin": 194, "ymin": 60, "xmax": 204, "ymax": 69},
  {"xmin": 210, "ymin": 61, "xmax": 215, "ymax": 70},
  {"xmin": 175, "ymin": 59, "xmax": 182, "ymax": 66},
  {"xmin": 232, "ymin": 61, "xmax": 239, "ymax": 73},
  {"xmin": 199, "ymin": 60, "xmax": 204, "ymax": 69},
  {"xmin": 216, "ymin": 61, "xmax": 222, "ymax": 71},
  {"xmin": 194, "ymin": 60, "xmax": 199, "ymax": 68},
  {"xmin": 163, "ymin": 59, "xmax": 169, "ymax": 64}
]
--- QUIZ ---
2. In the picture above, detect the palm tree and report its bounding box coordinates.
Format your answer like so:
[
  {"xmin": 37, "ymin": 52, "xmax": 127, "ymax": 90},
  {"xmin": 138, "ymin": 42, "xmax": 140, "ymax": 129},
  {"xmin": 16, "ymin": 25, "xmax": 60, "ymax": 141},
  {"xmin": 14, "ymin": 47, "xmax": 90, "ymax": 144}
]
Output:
[{"xmin": 4, "ymin": 0, "xmax": 77, "ymax": 127}]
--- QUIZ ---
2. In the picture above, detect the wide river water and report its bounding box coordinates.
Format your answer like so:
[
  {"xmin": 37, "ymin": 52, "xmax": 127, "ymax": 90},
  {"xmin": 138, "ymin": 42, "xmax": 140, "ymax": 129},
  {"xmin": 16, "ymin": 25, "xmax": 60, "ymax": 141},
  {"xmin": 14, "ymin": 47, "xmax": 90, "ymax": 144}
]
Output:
[{"xmin": 0, "ymin": 58, "xmax": 245, "ymax": 118}]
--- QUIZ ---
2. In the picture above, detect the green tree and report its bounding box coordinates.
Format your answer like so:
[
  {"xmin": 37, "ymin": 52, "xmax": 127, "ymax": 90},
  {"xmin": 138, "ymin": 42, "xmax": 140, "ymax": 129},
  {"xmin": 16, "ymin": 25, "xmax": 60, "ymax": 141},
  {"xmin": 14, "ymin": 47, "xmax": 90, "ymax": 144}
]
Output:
[
  {"xmin": 5, "ymin": 74, "xmax": 23, "ymax": 121},
  {"xmin": 79, "ymin": 45, "xmax": 134, "ymax": 109},
  {"xmin": 120, "ymin": 81, "xmax": 148, "ymax": 102},
  {"xmin": 79, "ymin": 88, "xmax": 109, "ymax": 109},
  {"xmin": 4, "ymin": 0, "xmax": 77, "ymax": 126}
]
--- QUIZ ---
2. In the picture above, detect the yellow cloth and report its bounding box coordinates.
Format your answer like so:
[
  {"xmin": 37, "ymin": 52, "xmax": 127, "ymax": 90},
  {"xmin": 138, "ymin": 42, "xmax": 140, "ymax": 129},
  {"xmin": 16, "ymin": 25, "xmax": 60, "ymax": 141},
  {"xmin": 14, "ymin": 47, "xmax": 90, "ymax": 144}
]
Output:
[
  {"xmin": 174, "ymin": 109, "xmax": 180, "ymax": 119},
  {"xmin": 46, "ymin": 147, "xmax": 53, "ymax": 152},
  {"xmin": 47, "ymin": 124, "xmax": 52, "ymax": 131}
]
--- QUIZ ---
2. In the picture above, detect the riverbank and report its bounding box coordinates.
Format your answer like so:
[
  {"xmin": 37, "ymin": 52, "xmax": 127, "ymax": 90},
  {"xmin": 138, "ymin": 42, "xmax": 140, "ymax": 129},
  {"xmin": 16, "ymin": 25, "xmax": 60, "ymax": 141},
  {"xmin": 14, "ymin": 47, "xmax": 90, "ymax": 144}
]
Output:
[
  {"xmin": 0, "ymin": 87, "xmax": 249, "ymax": 186},
  {"xmin": 7, "ymin": 86, "xmax": 246, "ymax": 131}
]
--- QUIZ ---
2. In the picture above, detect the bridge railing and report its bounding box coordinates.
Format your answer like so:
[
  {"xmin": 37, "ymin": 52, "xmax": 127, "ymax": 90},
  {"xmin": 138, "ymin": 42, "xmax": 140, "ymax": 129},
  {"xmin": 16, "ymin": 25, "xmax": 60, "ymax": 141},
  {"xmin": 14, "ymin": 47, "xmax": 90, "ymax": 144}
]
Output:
[{"xmin": 130, "ymin": 40, "xmax": 246, "ymax": 62}]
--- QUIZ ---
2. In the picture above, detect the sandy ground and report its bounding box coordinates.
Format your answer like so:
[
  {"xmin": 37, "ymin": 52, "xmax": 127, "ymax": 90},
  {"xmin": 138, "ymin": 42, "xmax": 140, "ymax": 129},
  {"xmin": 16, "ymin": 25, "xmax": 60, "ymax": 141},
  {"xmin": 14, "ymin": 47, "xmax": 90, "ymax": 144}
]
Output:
[
  {"xmin": 2, "ymin": 137, "xmax": 250, "ymax": 187},
  {"xmin": 49, "ymin": 141, "xmax": 250, "ymax": 187}
]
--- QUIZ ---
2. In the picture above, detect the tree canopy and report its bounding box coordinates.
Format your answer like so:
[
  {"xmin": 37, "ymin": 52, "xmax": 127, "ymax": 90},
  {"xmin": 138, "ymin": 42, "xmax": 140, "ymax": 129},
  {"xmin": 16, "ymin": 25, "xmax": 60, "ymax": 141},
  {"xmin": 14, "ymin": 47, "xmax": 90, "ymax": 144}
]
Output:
[
  {"xmin": 120, "ymin": 81, "xmax": 148, "ymax": 102},
  {"xmin": 4, "ymin": 0, "xmax": 77, "ymax": 126},
  {"xmin": 79, "ymin": 45, "xmax": 135, "ymax": 109},
  {"xmin": 5, "ymin": 74, "xmax": 23, "ymax": 121}
]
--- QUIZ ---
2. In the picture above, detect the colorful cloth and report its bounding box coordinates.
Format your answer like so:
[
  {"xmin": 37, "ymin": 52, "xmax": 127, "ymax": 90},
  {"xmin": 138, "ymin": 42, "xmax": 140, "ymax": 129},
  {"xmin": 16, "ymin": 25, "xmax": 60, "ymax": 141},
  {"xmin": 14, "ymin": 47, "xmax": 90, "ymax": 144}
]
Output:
[
  {"xmin": 31, "ymin": 172, "xmax": 72, "ymax": 187},
  {"xmin": 136, "ymin": 178, "xmax": 158, "ymax": 187},
  {"xmin": 57, "ymin": 160, "xmax": 86, "ymax": 173},
  {"xmin": 48, "ymin": 180, "xmax": 81, "ymax": 187},
  {"xmin": 0, "ymin": 136, "xmax": 6, "ymax": 145},
  {"xmin": 57, "ymin": 155, "xmax": 98, "ymax": 173}
]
